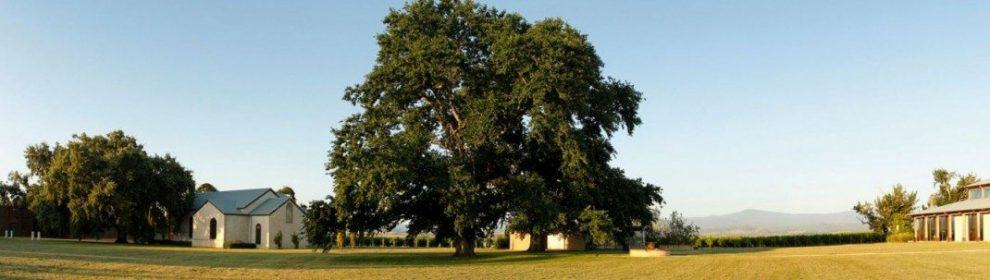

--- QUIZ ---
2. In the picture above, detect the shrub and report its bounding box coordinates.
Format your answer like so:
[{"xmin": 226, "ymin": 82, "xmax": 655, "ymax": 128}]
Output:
[
  {"xmin": 273, "ymin": 231, "xmax": 283, "ymax": 249},
  {"xmin": 149, "ymin": 240, "xmax": 191, "ymax": 247},
  {"xmin": 291, "ymin": 233, "xmax": 300, "ymax": 249},
  {"xmin": 496, "ymin": 235, "xmax": 509, "ymax": 249},
  {"xmin": 227, "ymin": 242, "xmax": 257, "ymax": 249},
  {"xmin": 697, "ymin": 232, "xmax": 885, "ymax": 248},
  {"xmin": 886, "ymin": 232, "xmax": 913, "ymax": 243},
  {"xmin": 647, "ymin": 211, "xmax": 700, "ymax": 246}
]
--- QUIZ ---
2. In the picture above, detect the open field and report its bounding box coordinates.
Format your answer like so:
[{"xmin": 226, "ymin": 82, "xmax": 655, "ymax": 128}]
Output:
[{"xmin": 4, "ymin": 239, "xmax": 990, "ymax": 279}]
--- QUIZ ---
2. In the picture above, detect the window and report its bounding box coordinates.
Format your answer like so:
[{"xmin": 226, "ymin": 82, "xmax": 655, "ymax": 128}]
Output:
[
  {"xmin": 255, "ymin": 224, "xmax": 262, "ymax": 245},
  {"xmin": 286, "ymin": 205, "xmax": 293, "ymax": 224},
  {"xmin": 188, "ymin": 217, "xmax": 193, "ymax": 238},
  {"xmin": 209, "ymin": 218, "xmax": 217, "ymax": 240},
  {"xmin": 971, "ymin": 189, "xmax": 983, "ymax": 200}
]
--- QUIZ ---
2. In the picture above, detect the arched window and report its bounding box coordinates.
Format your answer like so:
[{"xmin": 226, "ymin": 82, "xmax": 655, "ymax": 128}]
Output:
[
  {"xmin": 286, "ymin": 205, "xmax": 293, "ymax": 223},
  {"xmin": 255, "ymin": 224, "xmax": 262, "ymax": 244},
  {"xmin": 209, "ymin": 218, "xmax": 217, "ymax": 240}
]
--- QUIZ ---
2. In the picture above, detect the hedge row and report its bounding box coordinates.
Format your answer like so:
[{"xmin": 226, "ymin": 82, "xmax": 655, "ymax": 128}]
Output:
[
  {"xmin": 694, "ymin": 232, "xmax": 885, "ymax": 248},
  {"xmin": 352, "ymin": 235, "xmax": 509, "ymax": 249}
]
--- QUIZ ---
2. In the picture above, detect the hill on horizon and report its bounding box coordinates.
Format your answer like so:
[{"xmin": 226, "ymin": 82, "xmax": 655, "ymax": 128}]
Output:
[{"xmin": 686, "ymin": 209, "xmax": 869, "ymax": 236}]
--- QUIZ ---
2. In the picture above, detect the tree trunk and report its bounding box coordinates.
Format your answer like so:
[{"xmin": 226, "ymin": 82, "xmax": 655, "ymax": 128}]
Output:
[
  {"xmin": 527, "ymin": 232, "xmax": 548, "ymax": 252},
  {"xmin": 349, "ymin": 231, "xmax": 357, "ymax": 248},
  {"xmin": 454, "ymin": 236, "xmax": 476, "ymax": 257},
  {"xmin": 114, "ymin": 228, "xmax": 127, "ymax": 244}
]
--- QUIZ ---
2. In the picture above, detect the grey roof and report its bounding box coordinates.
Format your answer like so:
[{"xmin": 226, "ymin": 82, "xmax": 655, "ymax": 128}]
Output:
[
  {"xmin": 249, "ymin": 196, "xmax": 291, "ymax": 215},
  {"xmin": 911, "ymin": 198, "xmax": 990, "ymax": 216},
  {"xmin": 966, "ymin": 180, "xmax": 990, "ymax": 188},
  {"xmin": 193, "ymin": 188, "xmax": 273, "ymax": 215}
]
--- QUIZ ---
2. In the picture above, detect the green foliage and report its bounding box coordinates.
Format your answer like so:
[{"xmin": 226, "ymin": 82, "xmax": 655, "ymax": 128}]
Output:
[
  {"xmin": 196, "ymin": 183, "xmax": 217, "ymax": 194},
  {"xmin": 886, "ymin": 232, "xmax": 913, "ymax": 243},
  {"xmin": 277, "ymin": 186, "xmax": 296, "ymax": 201},
  {"xmin": 22, "ymin": 131, "xmax": 195, "ymax": 243},
  {"xmin": 273, "ymin": 231, "xmax": 283, "ymax": 249},
  {"xmin": 853, "ymin": 184, "xmax": 918, "ymax": 235},
  {"xmin": 579, "ymin": 209, "xmax": 614, "ymax": 248},
  {"xmin": 927, "ymin": 168, "xmax": 981, "ymax": 207},
  {"xmin": 302, "ymin": 199, "xmax": 341, "ymax": 253},
  {"xmin": 227, "ymin": 242, "xmax": 257, "ymax": 249},
  {"xmin": 0, "ymin": 171, "xmax": 28, "ymax": 208},
  {"xmin": 291, "ymin": 233, "xmax": 300, "ymax": 249},
  {"xmin": 647, "ymin": 211, "xmax": 700, "ymax": 246},
  {"xmin": 696, "ymin": 232, "xmax": 885, "ymax": 248},
  {"xmin": 327, "ymin": 0, "xmax": 659, "ymax": 256}
]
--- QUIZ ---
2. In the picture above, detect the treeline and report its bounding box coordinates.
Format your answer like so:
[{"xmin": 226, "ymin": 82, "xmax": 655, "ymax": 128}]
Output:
[
  {"xmin": 695, "ymin": 232, "xmax": 885, "ymax": 248},
  {"xmin": 345, "ymin": 235, "xmax": 510, "ymax": 249},
  {"xmin": 13, "ymin": 131, "xmax": 195, "ymax": 243}
]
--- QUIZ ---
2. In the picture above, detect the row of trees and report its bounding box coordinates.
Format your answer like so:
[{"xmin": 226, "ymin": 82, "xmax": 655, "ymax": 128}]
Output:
[
  {"xmin": 9, "ymin": 131, "xmax": 196, "ymax": 243},
  {"xmin": 322, "ymin": 0, "xmax": 663, "ymax": 257},
  {"xmin": 853, "ymin": 168, "xmax": 980, "ymax": 236}
]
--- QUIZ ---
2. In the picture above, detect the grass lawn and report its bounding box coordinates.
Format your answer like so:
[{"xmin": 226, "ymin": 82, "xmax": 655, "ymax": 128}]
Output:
[{"xmin": 4, "ymin": 238, "xmax": 990, "ymax": 279}]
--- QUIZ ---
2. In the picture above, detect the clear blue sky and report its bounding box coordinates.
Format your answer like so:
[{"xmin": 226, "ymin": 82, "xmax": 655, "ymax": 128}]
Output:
[{"xmin": 2, "ymin": 1, "xmax": 987, "ymax": 217}]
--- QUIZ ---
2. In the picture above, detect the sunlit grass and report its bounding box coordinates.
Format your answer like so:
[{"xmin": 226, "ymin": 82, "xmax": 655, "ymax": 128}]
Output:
[{"xmin": 3, "ymin": 238, "xmax": 990, "ymax": 279}]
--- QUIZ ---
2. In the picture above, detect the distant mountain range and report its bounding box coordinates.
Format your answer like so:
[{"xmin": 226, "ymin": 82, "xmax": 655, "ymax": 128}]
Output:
[{"xmin": 685, "ymin": 209, "xmax": 868, "ymax": 236}]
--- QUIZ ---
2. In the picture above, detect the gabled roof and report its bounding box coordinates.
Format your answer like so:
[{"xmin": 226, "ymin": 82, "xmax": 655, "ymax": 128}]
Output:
[
  {"xmin": 193, "ymin": 188, "xmax": 274, "ymax": 215},
  {"xmin": 965, "ymin": 180, "xmax": 990, "ymax": 189},
  {"xmin": 249, "ymin": 196, "xmax": 291, "ymax": 215},
  {"xmin": 910, "ymin": 198, "xmax": 990, "ymax": 216}
]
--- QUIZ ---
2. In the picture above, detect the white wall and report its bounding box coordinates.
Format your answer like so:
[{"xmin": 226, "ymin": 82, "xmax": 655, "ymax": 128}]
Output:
[
  {"xmin": 192, "ymin": 203, "xmax": 224, "ymax": 248},
  {"xmin": 267, "ymin": 201, "xmax": 308, "ymax": 249}
]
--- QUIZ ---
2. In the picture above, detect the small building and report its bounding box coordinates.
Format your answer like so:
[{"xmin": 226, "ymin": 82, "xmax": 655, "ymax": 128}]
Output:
[
  {"xmin": 508, "ymin": 232, "xmax": 585, "ymax": 251},
  {"xmin": 179, "ymin": 188, "xmax": 308, "ymax": 248},
  {"xmin": 910, "ymin": 180, "xmax": 990, "ymax": 242}
]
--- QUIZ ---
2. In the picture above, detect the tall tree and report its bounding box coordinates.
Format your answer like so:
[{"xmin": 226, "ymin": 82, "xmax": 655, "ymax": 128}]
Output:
[
  {"xmin": 23, "ymin": 131, "xmax": 195, "ymax": 243},
  {"xmin": 1, "ymin": 172, "xmax": 28, "ymax": 207},
  {"xmin": 302, "ymin": 198, "xmax": 342, "ymax": 253},
  {"xmin": 328, "ymin": 0, "xmax": 659, "ymax": 256},
  {"xmin": 196, "ymin": 183, "xmax": 218, "ymax": 194},
  {"xmin": 277, "ymin": 186, "xmax": 296, "ymax": 201},
  {"xmin": 928, "ymin": 168, "xmax": 981, "ymax": 207},
  {"xmin": 854, "ymin": 184, "xmax": 918, "ymax": 235}
]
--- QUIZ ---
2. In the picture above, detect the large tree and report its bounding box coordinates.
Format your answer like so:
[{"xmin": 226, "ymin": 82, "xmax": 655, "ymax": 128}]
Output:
[
  {"xmin": 328, "ymin": 0, "xmax": 660, "ymax": 256},
  {"xmin": 23, "ymin": 131, "xmax": 195, "ymax": 243},
  {"xmin": 927, "ymin": 168, "xmax": 980, "ymax": 207},
  {"xmin": 854, "ymin": 184, "xmax": 918, "ymax": 235},
  {"xmin": 1, "ymin": 171, "xmax": 29, "ymax": 207}
]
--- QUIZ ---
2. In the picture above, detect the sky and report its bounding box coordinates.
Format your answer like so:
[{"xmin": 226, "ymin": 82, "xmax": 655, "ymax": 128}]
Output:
[{"xmin": 1, "ymin": 1, "xmax": 988, "ymax": 217}]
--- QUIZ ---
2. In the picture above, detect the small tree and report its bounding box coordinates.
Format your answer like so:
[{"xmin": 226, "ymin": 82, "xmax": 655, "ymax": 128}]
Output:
[
  {"xmin": 647, "ymin": 211, "xmax": 700, "ymax": 246},
  {"xmin": 302, "ymin": 199, "xmax": 341, "ymax": 253},
  {"xmin": 854, "ymin": 184, "xmax": 918, "ymax": 235},
  {"xmin": 196, "ymin": 183, "xmax": 218, "ymax": 194},
  {"xmin": 273, "ymin": 231, "xmax": 283, "ymax": 249},
  {"xmin": 277, "ymin": 186, "xmax": 296, "ymax": 201},
  {"xmin": 291, "ymin": 233, "xmax": 300, "ymax": 249},
  {"xmin": 579, "ymin": 209, "xmax": 614, "ymax": 249}
]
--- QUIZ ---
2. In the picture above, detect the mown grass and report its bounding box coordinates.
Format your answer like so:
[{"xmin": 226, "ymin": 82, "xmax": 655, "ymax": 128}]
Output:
[{"xmin": 3, "ymin": 238, "xmax": 990, "ymax": 279}]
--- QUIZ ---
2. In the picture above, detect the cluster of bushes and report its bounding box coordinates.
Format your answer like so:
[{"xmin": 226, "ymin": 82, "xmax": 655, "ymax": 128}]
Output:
[
  {"xmin": 350, "ymin": 235, "xmax": 509, "ymax": 249},
  {"xmin": 226, "ymin": 242, "xmax": 257, "ymax": 249},
  {"xmin": 694, "ymin": 232, "xmax": 885, "ymax": 248},
  {"xmin": 886, "ymin": 232, "xmax": 913, "ymax": 243},
  {"xmin": 148, "ymin": 240, "xmax": 192, "ymax": 247}
]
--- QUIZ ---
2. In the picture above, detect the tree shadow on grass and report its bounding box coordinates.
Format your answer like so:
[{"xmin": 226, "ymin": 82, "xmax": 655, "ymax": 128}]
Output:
[{"xmin": 0, "ymin": 239, "xmax": 617, "ymax": 270}]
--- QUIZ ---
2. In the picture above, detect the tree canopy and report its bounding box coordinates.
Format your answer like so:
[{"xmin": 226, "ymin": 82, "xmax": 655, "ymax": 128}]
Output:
[
  {"xmin": 277, "ymin": 186, "xmax": 296, "ymax": 201},
  {"xmin": 327, "ymin": 0, "xmax": 661, "ymax": 257},
  {"xmin": 23, "ymin": 131, "xmax": 196, "ymax": 243},
  {"xmin": 854, "ymin": 184, "xmax": 918, "ymax": 235},
  {"xmin": 927, "ymin": 168, "xmax": 980, "ymax": 207},
  {"xmin": 0, "ymin": 172, "xmax": 29, "ymax": 208},
  {"xmin": 196, "ymin": 183, "xmax": 218, "ymax": 194}
]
